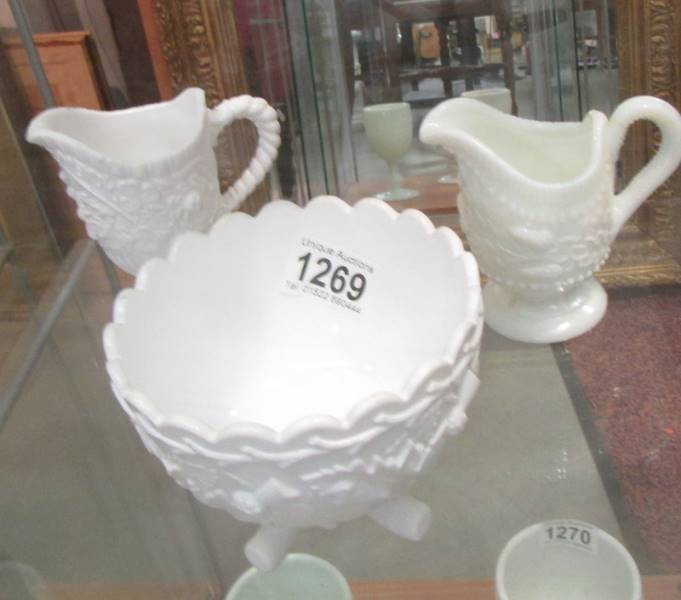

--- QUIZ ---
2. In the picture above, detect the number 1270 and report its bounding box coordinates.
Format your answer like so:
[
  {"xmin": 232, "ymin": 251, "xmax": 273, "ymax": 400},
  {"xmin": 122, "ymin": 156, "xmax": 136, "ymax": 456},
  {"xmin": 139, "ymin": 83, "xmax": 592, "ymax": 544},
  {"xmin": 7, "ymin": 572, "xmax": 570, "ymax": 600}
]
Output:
[{"xmin": 546, "ymin": 525, "xmax": 592, "ymax": 546}]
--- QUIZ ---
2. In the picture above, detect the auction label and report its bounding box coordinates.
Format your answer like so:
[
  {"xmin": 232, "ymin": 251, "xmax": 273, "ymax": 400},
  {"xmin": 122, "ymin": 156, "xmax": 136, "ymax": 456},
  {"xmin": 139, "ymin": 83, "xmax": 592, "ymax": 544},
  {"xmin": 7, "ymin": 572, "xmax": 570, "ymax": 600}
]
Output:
[
  {"xmin": 282, "ymin": 236, "xmax": 374, "ymax": 314},
  {"xmin": 542, "ymin": 520, "xmax": 598, "ymax": 554}
]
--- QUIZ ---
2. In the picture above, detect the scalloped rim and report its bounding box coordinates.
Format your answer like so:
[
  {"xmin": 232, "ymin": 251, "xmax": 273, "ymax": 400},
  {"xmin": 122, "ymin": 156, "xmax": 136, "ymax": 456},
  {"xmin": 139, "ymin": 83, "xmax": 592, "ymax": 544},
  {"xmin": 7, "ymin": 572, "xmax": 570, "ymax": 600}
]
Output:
[{"xmin": 103, "ymin": 196, "xmax": 482, "ymax": 446}]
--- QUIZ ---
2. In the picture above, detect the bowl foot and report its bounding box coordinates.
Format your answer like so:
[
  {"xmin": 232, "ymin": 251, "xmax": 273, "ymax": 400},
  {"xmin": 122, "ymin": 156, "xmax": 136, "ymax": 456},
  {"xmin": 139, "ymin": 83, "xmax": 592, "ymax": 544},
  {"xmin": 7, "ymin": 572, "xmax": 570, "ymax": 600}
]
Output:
[
  {"xmin": 244, "ymin": 526, "xmax": 298, "ymax": 572},
  {"xmin": 483, "ymin": 277, "xmax": 608, "ymax": 344},
  {"xmin": 370, "ymin": 495, "xmax": 432, "ymax": 541}
]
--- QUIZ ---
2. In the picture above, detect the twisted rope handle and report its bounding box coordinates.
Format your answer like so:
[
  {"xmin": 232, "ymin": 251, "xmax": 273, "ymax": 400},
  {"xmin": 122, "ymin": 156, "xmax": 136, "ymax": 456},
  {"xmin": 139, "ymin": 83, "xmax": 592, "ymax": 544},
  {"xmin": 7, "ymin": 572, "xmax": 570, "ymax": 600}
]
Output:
[{"xmin": 208, "ymin": 95, "xmax": 281, "ymax": 212}]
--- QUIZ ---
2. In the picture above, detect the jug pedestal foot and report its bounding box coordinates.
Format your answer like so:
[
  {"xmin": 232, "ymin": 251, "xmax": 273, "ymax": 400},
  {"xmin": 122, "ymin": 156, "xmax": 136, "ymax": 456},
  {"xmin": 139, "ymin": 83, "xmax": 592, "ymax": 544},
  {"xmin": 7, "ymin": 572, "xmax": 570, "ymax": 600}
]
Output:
[{"xmin": 483, "ymin": 277, "xmax": 607, "ymax": 344}]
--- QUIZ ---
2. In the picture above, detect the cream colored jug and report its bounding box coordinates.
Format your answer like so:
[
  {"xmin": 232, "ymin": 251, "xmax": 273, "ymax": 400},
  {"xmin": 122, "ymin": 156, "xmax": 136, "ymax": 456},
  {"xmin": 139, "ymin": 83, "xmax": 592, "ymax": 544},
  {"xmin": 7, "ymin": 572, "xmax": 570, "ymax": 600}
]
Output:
[
  {"xmin": 27, "ymin": 88, "xmax": 280, "ymax": 274},
  {"xmin": 420, "ymin": 96, "xmax": 681, "ymax": 343}
]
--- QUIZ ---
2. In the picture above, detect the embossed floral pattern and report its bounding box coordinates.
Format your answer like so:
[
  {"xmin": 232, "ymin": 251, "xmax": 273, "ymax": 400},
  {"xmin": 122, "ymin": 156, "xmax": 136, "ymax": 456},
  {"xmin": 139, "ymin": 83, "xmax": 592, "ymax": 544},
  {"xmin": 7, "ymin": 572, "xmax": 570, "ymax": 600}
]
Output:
[
  {"xmin": 117, "ymin": 330, "xmax": 481, "ymax": 529},
  {"xmin": 54, "ymin": 144, "xmax": 221, "ymax": 274},
  {"xmin": 28, "ymin": 91, "xmax": 281, "ymax": 275},
  {"xmin": 459, "ymin": 162, "xmax": 613, "ymax": 291}
]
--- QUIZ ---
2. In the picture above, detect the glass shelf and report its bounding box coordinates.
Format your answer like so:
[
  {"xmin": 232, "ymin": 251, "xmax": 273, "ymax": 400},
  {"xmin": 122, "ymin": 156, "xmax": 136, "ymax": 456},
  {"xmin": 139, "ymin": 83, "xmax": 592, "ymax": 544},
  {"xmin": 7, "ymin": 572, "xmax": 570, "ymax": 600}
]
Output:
[{"xmin": 0, "ymin": 241, "xmax": 679, "ymax": 597}]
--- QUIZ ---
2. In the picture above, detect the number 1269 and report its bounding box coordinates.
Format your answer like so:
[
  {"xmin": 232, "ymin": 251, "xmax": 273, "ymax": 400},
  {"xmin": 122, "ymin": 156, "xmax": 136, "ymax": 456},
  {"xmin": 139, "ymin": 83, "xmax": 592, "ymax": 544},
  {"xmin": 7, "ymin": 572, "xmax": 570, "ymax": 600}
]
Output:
[{"xmin": 298, "ymin": 252, "xmax": 367, "ymax": 301}]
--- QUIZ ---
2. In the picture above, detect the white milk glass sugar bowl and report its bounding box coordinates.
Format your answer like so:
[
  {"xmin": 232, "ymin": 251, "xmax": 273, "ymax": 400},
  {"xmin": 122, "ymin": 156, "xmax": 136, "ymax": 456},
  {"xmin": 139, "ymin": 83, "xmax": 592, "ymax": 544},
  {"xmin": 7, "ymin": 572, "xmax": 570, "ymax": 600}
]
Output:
[
  {"xmin": 26, "ymin": 88, "xmax": 281, "ymax": 274},
  {"xmin": 104, "ymin": 196, "xmax": 483, "ymax": 571},
  {"xmin": 363, "ymin": 102, "xmax": 419, "ymax": 201},
  {"xmin": 421, "ymin": 95, "xmax": 681, "ymax": 343}
]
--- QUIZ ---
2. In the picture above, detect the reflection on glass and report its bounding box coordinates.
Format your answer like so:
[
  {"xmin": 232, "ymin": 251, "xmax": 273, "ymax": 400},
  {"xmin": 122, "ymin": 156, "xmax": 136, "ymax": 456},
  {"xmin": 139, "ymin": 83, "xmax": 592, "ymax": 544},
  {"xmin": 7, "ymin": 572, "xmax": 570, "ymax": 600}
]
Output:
[
  {"xmin": 574, "ymin": 0, "xmax": 619, "ymax": 116},
  {"xmin": 461, "ymin": 87, "xmax": 513, "ymax": 113},
  {"xmin": 296, "ymin": 1, "xmax": 620, "ymax": 199}
]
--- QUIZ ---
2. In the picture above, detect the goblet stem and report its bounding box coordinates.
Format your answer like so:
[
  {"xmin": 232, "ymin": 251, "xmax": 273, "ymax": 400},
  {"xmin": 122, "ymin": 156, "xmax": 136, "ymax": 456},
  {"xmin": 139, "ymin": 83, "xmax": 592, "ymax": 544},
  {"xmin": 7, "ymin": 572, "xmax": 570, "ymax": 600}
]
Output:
[
  {"xmin": 375, "ymin": 159, "xmax": 418, "ymax": 201},
  {"xmin": 389, "ymin": 162, "xmax": 402, "ymax": 195}
]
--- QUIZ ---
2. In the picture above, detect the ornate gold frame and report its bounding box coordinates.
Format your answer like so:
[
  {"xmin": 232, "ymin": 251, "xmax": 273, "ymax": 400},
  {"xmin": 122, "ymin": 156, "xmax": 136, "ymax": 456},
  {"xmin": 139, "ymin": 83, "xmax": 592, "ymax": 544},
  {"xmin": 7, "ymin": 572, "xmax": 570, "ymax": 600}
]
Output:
[
  {"xmin": 144, "ymin": 0, "xmax": 680, "ymax": 286},
  {"xmin": 145, "ymin": 0, "xmax": 269, "ymax": 215}
]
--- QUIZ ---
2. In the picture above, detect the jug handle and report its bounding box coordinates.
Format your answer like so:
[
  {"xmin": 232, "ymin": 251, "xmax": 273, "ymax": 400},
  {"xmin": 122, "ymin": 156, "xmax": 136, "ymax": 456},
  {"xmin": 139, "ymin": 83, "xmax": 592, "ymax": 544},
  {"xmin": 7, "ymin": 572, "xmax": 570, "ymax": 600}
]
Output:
[
  {"xmin": 607, "ymin": 96, "xmax": 681, "ymax": 235},
  {"xmin": 208, "ymin": 96, "xmax": 281, "ymax": 212}
]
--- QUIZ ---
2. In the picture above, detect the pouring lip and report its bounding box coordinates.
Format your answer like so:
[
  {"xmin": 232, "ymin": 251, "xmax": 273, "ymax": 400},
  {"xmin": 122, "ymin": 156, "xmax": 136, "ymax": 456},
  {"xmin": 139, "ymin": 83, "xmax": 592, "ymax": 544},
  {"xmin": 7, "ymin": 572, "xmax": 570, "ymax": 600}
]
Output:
[
  {"xmin": 419, "ymin": 98, "xmax": 608, "ymax": 192},
  {"xmin": 25, "ymin": 88, "xmax": 208, "ymax": 178}
]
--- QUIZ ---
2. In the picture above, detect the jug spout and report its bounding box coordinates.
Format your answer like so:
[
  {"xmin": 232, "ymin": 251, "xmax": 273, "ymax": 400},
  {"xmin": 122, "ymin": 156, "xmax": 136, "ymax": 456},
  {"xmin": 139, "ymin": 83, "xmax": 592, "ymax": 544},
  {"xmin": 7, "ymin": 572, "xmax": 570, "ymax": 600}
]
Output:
[
  {"xmin": 26, "ymin": 105, "xmax": 98, "ymax": 161},
  {"xmin": 421, "ymin": 97, "xmax": 608, "ymax": 194},
  {"xmin": 419, "ymin": 97, "xmax": 529, "ymax": 160},
  {"xmin": 419, "ymin": 98, "xmax": 485, "ymax": 156},
  {"xmin": 26, "ymin": 88, "xmax": 208, "ymax": 171},
  {"xmin": 25, "ymin": 112, "xmax": 62, "ymax": 149},
  {"xmin": 419, "ymin": 118, "xmax": 453, "ymax": 150}
]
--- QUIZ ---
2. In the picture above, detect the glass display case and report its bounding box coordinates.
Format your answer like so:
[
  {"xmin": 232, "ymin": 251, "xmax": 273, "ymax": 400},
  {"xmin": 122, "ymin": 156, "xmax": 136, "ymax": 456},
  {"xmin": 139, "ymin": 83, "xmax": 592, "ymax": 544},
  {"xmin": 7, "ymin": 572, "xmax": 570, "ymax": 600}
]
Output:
[{"xmin": 0, "ymin": 0, "xmax": 680, "ymax": 598}]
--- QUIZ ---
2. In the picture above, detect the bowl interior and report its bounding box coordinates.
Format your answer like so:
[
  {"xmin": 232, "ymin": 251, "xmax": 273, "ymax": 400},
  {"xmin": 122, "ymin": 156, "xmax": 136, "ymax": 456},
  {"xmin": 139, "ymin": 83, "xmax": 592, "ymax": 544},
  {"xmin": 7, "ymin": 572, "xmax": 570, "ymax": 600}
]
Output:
[{"xmin": 113, "ymin": 201, "xmax": 476, "ymax": 432}]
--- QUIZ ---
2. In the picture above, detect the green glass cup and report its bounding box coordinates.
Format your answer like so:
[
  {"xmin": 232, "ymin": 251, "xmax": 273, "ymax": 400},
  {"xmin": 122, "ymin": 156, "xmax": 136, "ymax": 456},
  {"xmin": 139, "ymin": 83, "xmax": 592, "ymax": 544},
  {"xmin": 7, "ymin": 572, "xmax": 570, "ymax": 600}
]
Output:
[
  {"xmin": 225, "ymin": 553, "xmax": 353, "ymax": 600},
  {"xmin": 363, "ymin": 102, "xmax": 419, "ymax": 202}
]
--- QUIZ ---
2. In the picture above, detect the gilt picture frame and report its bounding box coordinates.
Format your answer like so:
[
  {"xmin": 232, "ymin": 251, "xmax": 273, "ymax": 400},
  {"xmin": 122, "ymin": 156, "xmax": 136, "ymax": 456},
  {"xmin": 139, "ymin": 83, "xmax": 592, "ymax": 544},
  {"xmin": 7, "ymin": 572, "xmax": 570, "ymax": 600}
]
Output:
[{"xmin": 597, "ymin": 0, "xmax": 681, "ymax": 286}]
